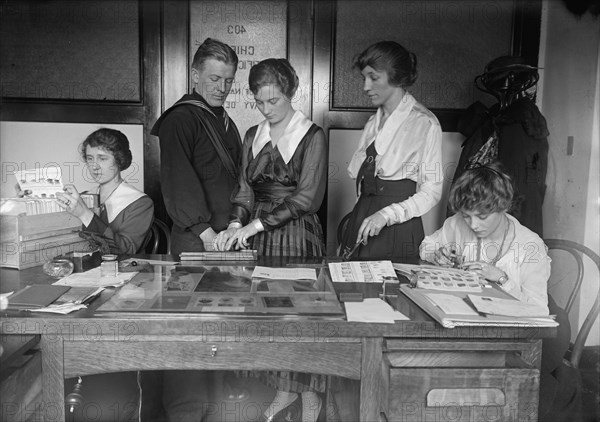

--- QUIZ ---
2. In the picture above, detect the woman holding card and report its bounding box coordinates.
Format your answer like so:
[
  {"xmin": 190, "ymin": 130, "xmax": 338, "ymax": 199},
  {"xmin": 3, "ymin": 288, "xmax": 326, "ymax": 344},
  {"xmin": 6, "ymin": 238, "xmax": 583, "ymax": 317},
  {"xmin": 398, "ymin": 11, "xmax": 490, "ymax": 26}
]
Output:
[{"xmin": 56, "ymin": 128, "xmax": 154, "ymax": 254}]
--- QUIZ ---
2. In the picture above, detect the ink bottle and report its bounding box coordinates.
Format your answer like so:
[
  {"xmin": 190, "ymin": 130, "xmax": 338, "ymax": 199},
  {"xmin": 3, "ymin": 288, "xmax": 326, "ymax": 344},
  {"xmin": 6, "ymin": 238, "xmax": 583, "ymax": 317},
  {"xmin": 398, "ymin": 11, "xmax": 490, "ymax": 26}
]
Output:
[{"xmin": 100, "ymin": 254, "xmax": 118, "ymax": 277}]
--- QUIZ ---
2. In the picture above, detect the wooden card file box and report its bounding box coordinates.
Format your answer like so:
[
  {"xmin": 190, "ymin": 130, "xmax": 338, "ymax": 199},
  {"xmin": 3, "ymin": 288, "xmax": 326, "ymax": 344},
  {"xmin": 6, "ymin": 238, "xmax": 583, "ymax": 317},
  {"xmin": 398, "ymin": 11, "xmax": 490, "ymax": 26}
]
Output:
[{"xmin": 0, "ymin": 212, "xmax": 89, "ymax": 269}]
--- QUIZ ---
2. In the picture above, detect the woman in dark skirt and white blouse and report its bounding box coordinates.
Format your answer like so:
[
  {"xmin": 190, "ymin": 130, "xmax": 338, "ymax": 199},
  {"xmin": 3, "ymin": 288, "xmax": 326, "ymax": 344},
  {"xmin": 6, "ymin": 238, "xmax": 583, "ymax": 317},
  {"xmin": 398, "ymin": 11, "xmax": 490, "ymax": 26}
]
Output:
[{"xmin": 340, "ymin": 41, "xmax": 443, "ymax": 261}]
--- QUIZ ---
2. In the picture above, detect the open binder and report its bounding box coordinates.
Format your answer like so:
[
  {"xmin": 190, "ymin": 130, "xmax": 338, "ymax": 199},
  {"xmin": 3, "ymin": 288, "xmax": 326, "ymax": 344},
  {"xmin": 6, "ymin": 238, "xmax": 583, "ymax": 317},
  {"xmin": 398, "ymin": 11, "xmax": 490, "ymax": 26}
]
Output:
[{"xmin": 399, "ymin": 284, "xmax": 558, "ymax": 328}]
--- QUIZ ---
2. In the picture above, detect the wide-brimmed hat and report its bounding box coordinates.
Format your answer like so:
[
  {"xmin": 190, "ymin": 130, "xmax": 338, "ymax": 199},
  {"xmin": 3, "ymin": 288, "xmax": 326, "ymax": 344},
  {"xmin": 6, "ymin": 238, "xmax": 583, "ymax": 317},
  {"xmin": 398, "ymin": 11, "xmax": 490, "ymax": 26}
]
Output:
[
  {"xmin": 476, "ymin": 55, "xmax": 541, "ymax": 95},
  {"xmin": 480, "ymin": 56, "xmax": 540, "ymax": 83}
]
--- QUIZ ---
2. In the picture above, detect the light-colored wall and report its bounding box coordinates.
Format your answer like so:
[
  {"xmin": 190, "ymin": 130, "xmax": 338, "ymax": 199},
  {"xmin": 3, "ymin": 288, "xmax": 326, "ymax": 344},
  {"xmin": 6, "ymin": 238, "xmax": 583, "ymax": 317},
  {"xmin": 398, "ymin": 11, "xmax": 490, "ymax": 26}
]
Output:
[
  {"xmin": 585, "ymin": 56, "xmax": 600, "ymax": 345},
  {"xmin": 538, "ymin": 1, "xmax": 600, "ymax": 345},
  {"xmin": 0, "ymin": 122, "xmax": 145, "ymax": 198}
]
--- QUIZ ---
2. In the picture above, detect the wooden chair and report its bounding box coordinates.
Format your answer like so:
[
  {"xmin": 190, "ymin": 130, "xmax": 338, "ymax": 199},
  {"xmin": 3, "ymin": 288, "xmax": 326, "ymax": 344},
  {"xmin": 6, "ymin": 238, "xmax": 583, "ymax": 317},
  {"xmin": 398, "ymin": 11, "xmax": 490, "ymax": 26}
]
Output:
[
  {"xmin": 145, "ymin": 218, "xmax": 172, "ymax": 255},
  {"xmin": 544, "ymin": 238, "xmax": 600, "ymax": 369},
  {"xmin": 336, "ymin": 212, "xmax": 352, "ymax": 248}
]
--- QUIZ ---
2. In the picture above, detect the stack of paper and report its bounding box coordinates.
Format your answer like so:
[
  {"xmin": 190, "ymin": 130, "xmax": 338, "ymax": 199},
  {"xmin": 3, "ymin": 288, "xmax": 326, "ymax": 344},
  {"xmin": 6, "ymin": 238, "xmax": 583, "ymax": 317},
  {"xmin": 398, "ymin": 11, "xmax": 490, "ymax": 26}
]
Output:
[
  {"xmin": 53, "ymin": 267, "xmax": 137, "ymax": 288},
  {"xmin": 468, "ymin": 295, "xmax": 550, "ymax": 317},
  {"xmin": 29, "ymin": 303, "xmax": 88, "ymax": 314},
  {"xmin": 400, "ymin": 284, "xmax": 558, "ymax": 328},
  {"xmin": 180, "ymin": 250, "xmax": 257, "ymax": 261},
  {"xmin": 345, "ymin": 298, "xmax": 408, "ymax": 323}
]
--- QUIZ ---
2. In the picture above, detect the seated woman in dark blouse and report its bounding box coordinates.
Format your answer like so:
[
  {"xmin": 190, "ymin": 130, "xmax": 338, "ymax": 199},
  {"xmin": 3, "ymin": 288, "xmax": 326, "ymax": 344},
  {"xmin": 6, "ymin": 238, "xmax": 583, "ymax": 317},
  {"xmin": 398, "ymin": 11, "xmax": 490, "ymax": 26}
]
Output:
[
  {"xmin": 57, "ymin": 129, "xmax": 154, "ymax": 421},
  {"xmin": 56, "ymin": 128, "xmax": 154, "ymax": 254}
]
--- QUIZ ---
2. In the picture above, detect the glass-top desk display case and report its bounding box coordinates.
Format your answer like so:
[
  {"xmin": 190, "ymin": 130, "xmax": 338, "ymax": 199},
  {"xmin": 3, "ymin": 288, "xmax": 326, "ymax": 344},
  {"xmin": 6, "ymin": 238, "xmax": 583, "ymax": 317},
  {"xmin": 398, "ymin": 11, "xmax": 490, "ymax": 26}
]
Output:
[{"xmin": 97, "ymin": 264, "xmax": 345, "ymax": 317}]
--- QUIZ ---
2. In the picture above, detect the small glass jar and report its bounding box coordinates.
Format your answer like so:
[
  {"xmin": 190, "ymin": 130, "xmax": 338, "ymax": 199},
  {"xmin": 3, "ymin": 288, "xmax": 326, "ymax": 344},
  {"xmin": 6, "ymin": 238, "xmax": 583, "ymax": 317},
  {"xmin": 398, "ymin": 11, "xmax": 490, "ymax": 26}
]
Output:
[
  {"xmin": 100, "ymin": 254, "xmax": 118, "ymax": 277},
  {"xmin": 43, "ymin": 258, "xmax": 74, "ymax": 279}
]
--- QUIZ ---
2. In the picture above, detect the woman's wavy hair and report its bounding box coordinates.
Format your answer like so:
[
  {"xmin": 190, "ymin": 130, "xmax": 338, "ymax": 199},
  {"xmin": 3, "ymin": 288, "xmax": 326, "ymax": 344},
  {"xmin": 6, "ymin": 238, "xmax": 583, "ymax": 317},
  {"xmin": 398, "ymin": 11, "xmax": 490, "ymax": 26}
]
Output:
[
  {"xmin": 354, "ymin": 41, "xmax": 417, "ymax": 88},
  {"xmin": 80, "ymin": 128, "xmax": 132, "ymax": 172},
  {"xmin": 449, "ymin": 161, "xmax": 514, "ymax": 215},
  {"xmin": 249, "ymin": 58, "xmax": 300, "ymax": 99}
]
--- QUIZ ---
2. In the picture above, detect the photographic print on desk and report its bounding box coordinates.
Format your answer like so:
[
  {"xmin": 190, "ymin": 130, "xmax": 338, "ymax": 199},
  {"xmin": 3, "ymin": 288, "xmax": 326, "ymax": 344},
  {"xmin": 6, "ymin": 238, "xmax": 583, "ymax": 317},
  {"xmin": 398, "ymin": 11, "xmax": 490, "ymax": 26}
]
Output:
[
  {"xmin": 256, "ymin": 279, "xmax": 320, "ymax": 293},
  {"xmin": 192, "ymin": 266, "xmax": 253, "ymax": 293},
  {"xmin": 164, "ymin": 268, "xmax": 203, "ymax": 292},
  {"xmin": 263, "ymin": 296, "xmax": 294, "ymax": 308}
]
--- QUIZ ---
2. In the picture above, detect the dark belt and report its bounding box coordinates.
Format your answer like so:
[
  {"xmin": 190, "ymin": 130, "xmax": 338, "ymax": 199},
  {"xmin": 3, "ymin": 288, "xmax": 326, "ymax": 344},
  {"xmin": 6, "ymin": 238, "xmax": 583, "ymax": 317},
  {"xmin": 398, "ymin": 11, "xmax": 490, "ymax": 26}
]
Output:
[
  {"xmin": 254, "ymin": 182, "xmax": 295, "ymax": 201},
  {"xmin": 360, "ymin": 178, "xmax": 417, "ymax": 197}
]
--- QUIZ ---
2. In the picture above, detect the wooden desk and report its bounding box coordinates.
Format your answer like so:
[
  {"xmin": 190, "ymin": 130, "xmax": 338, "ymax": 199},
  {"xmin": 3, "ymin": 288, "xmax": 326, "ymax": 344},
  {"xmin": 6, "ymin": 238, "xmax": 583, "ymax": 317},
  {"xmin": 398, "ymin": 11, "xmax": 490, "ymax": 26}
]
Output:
[{"xmin": 1, "ymin": 258, "xmax": 555, "ymax": 422}]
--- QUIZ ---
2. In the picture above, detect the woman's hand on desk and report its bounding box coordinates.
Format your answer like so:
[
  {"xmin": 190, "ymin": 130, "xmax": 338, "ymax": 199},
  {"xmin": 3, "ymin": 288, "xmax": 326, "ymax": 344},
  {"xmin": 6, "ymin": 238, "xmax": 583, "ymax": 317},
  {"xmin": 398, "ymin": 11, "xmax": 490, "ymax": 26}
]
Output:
[
  {"xmin": 222, "ymin": 220, "xmax": 262, "ymax": 250},
  {"xmin": 56, "ymin": 185, "xmax": 94, "ymax": 222},
  {"xmin": 214, "ymin": 227, "xmax": 240, "ymax": 251}
]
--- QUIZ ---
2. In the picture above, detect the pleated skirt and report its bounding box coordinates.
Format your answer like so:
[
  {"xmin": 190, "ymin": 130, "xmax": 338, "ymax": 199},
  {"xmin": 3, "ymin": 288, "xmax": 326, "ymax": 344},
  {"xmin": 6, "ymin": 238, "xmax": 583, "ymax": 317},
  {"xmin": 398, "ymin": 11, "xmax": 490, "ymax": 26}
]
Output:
[
  {"xmin": 241, "ymin": 201, "xmax": 326, "ymax": 393},
  {"xmin": 249, "ymin": 201, "xmax": 325, "ymax": 258}
]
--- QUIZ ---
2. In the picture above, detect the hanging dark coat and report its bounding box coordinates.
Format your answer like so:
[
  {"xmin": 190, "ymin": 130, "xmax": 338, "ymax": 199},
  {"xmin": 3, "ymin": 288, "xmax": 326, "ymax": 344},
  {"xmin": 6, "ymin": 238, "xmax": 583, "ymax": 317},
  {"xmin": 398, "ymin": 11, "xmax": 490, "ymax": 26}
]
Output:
[{"xmin": 452, "ymin": 97, "xmax": 549, "ymax": 237}]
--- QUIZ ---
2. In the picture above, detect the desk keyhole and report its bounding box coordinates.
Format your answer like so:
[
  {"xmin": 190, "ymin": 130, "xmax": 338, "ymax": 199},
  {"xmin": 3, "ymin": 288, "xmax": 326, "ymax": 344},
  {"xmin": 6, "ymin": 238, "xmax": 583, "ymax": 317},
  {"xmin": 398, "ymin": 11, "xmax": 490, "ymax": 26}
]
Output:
[{"xmin": 211, "ymin": 345, "xmax": 218, "ymax": 357}]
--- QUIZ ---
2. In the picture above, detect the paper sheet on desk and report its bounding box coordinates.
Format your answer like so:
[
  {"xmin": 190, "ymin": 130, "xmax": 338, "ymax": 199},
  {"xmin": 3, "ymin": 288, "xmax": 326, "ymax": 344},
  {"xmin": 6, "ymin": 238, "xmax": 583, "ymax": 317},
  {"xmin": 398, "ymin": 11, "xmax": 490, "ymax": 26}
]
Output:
[
  {"xmin": 53, "ymin": 267, "xmax": 138, "ymax": 288},
  {"xmin": 329, "ymin": 261, "xmax": 398, "ymax": 283},
  {"xmin": 252, "ymin": 266, "xmax": 316, "ymax": 280},
  {"xmin": 423, "ymin": 293, "xmax": 480, "ymax": 316},
  {"xmin": 29, "ymin": 303, "xmax": 88, "ymax": 314},
  {"xmin": 345, "ymin": 298, "xmax": 408, "ymax": 323},
  {"xmin": 468, "ymin": 294, "xmax": 550, "ymax": 317}
]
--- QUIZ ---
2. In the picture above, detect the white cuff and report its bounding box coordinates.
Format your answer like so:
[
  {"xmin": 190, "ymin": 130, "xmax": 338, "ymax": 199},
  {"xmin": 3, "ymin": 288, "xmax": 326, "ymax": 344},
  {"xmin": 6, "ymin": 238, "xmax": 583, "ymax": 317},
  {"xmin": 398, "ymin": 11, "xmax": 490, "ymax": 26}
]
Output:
[
  {"xmin": 252, "ymin": 219, "xmax": 264, "ymax": 232},
  {"xmin": 380, "ymin": 203, "xmax": 408, "ymax": 226},
  {"xmin": 375, "ymin": 209, "xmax": 391, "ymax": 226}
]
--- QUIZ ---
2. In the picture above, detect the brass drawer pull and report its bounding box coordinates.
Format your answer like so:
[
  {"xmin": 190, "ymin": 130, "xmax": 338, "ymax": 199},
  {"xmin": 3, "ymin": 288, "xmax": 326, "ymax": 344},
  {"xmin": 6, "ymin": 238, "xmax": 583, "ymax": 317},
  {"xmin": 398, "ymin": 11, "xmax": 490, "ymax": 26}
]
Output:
[{"xmin": 211, "ymin": 345, "xmax": 218, "ymax": 357}]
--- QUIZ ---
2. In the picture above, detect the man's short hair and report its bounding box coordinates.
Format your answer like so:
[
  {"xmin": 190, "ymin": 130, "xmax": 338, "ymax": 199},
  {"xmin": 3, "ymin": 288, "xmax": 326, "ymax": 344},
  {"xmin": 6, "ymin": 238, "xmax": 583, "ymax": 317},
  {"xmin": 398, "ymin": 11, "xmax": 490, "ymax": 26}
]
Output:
[{"xmin": 192, "ymin": 38, "xmax": 238, "ymax": 71}]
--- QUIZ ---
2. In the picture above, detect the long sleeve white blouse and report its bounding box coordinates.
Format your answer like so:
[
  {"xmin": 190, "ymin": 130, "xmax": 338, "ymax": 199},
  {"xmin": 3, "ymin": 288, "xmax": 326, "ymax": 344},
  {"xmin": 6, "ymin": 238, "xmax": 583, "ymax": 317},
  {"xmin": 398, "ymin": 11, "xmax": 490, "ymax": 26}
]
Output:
[
  {"xmin": 347, "ymin": 92, "xmax": 443, "ymax": 225},
  {"xmin": 419, "ymin": 213, "xmax": 551, "ymax": 312}
]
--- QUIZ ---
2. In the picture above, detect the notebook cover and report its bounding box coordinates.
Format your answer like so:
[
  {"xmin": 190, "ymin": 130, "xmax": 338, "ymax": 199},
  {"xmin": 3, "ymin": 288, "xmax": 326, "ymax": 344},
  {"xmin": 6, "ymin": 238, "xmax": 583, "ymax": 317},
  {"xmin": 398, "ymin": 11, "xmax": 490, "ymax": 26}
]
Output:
[
  {"xmin": 7, "ymin": 284, "xmax": 71, "ymax": 309},
  {"xmin": 399, "ymin": 284, "xmax": 558, "ymax": 328}
]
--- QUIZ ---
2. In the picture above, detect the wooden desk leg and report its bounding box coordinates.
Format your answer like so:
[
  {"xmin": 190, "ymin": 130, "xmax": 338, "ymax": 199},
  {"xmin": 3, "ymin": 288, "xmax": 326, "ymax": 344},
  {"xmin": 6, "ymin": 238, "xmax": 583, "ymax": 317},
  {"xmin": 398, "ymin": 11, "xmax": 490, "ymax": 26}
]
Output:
[
  {"xmin": 360, "ymin": 338, "xmax": 383, "ymax": 421},
  {"xmin": 40, "ymin": 336, "xmax": 65, "ymax": 422}
]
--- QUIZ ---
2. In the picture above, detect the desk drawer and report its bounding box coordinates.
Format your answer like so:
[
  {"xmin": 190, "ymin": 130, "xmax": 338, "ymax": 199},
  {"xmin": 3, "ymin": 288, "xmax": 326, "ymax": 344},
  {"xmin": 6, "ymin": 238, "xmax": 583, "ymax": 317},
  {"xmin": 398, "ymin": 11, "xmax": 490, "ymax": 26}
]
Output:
[
  {"xmin": 64, "ymin": 340, "xmax": 362, "ymax": 380},
  {"xmin": 383, "ymin": 339, "xmax": 540, "ymax": 368},
  {"xmin": 385, "ymin": 368, "xmax": 539, "ymax": 422}
]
